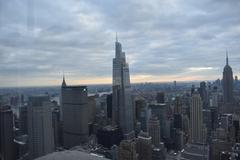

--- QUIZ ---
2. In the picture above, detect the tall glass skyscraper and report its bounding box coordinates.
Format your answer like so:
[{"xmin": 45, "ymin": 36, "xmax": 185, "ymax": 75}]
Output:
[{"xmin": 112, "ymin": 35, "xmax": 134, "ymax": 139}]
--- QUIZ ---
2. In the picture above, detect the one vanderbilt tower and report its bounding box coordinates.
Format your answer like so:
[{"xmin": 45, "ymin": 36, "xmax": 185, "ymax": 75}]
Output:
[{"xmin": 112, "ymin": 34, "xmax": 134, "ymax": 139}]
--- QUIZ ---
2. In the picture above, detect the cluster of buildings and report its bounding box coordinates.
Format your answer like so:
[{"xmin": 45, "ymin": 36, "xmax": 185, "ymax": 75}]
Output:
[{"xmin": 1, "ymin": 38, "xmax": 240, "ymax": 160}]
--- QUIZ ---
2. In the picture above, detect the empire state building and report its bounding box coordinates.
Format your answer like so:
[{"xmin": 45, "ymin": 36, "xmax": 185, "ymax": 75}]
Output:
[{"xmin": 222, "ymin": 52, "xmax": 234, "ymax": 104}]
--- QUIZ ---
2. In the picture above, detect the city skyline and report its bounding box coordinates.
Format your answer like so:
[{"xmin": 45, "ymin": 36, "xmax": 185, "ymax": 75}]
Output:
[
  {"xmin": 1, "ymin": 1, "xmax": 240, "ymax": 160},
  {"xmin": 0, "ymin": 0, "xmax": 240, "ymax": 87}
]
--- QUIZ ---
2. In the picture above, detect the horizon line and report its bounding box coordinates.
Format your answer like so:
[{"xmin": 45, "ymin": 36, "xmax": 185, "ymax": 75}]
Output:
[{"xmin": 0, "ymin": 79, "xmax": 219, "ymax": 89}]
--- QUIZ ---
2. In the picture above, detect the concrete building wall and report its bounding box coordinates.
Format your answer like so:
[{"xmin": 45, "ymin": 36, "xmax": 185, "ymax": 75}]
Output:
[
  {"xmin": 0, "ymin": 105, "xmax": 15, "ymax": 160},
  {"xmin": 62, "ymin": 86, "xmax": 89, "ymax": 148},
  {"xmin": 28, "ymin": 96, "xmax": 54, "ymax": 159}
]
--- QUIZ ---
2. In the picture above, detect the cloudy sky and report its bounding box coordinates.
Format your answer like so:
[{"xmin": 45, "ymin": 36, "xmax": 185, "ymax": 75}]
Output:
[{"xmin": 0, "ymin": 0, "xmax": 240, "ymax": 87}]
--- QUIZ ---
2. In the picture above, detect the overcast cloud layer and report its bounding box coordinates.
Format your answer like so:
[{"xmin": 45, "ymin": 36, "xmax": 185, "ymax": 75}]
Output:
[{"xmin": 0, "ymin": 0, "xmax": 240, "ymax": 87}]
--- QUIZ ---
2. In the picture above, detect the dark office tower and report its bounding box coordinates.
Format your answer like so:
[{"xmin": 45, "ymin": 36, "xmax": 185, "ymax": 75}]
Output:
[
  {"xmin": 233, "ymin": 120, "xmax": 239, "ymax": 142},
  {"xmin": 19, "ymin": 106, "xmax": 28, "ymax": 135},
  {"xmin": 0, "ymin": 105, "xmax": 15, "ymax": 160},
  {"xmin": 191, "ymin": 85, "xmax": 195, "ymax": 95},
  {"xmin": 190, "ymin": 91, "xmax": 204, "ymax": 144},
  {"xmin": 210, "ymin": 107, "xmax": 218, "ymax": 130},
  {"xmin": 156, "ymin": 92, "xmax": 165, "ymax": 103},
  {"xmin": 112, "ymin": 35, "xmax": 134, "ymax": 139},
  {"xmin": 174, "ymin": 114, "xmax": 182, "ymax": 129},
  {"xmin": 202, "ymin": 109, "xmax": 212, "ymax": 135},
  {"xmin": 136, "ymin": 132, "xmax": 152, "ymax": 160},
  {"xmin": 223, "ymin": 52, "xmax": 234, "ymax": 104},
  {"xmin": 117, "ymin": 140, "xmax": 138, "ymax": 160},
  {"xmin": 135, "ymin": 99, "xmax": 145, "ymax": 120},
  {"xmin": 61, "ymin": 78, "xmax": 89, "ymax": 148},
  {"xmin": 52, "ymin": 107, "xmax": 60, "ymax": 148},
  {"xmin": 174, "ymin": 96, "xmax": 181, "ymax": 114},
  {"xmin": 96, "ymin": 125, "xmax": 123, "ymax": 148},
  {"xmin": 199, "ymin": 81, "xmax": 208, "ymax": 108},
  {"xmin": 149, "ymin": 103, "xmax": 167, "ymax": 138},
  {"xmin": 135, "ymin": 99, "xmax": 147, "ymax": 132},
  {"xmin": 28, "ymin": 96, "xmax": 54, "ymax": 159},
  {"xmin": 88, "ymin": 95, "xmax": 96, "ymax": 127},
  {"xmin": 148, "ymin": 115, "xmax": 161, "ymax": 147},
  {"xmin": 107, "ymin": 94, "xmax": 112, "ymax": 119}
]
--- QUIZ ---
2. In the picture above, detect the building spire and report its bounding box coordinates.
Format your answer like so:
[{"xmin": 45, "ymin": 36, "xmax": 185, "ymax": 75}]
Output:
[
  {"xmin": 116, "ymin": 32, "xmax": 118, "ymax": 42},
  {"xmin": 226, "ymin": 50, "xmax": 229, "ymax": 65},
  {"xmin": 62, "ymin": 73, "xmax": 66, "ymax": 87}
]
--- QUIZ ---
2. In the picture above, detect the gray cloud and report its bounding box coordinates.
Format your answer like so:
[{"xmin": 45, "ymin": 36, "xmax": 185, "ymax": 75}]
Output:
[{"xmin": 0, "ymin": 0, "xmax": 240, "ymax": 86}]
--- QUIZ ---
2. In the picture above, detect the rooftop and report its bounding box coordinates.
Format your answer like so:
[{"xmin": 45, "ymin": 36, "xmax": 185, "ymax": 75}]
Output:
[{"xmin": 35, "ymin": 150, "xmax": 109, "ymax": 160}]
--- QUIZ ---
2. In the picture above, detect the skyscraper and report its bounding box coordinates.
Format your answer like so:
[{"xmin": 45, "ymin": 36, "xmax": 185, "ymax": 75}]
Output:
[
  {"xmin": 190, "ymin": 91, "xmax": 204, "ymax": 144},
  {"xmin": 107, "ymin": 94, "xmax": 113, "ymax": 119},
  {"xmin": 60, "ymin": 75, "xmax": 66, "ymax": 120},
  {"xmin": 112, "ymin": 35, "xmax": 134, "ymax": 139},
  {"xmin": 88, "ymin": 95, "xmax": 97, "ymax": 124},
  {"xmin": 174, "ymin": 96, "xmax": 181, "ymax": 114},
  {"xmin": 0, "ymin": 105, "xmax": 15, "ymax": 160},
  {"xmin": 149, "ymin": 103, "xmax": 167, "ymax": 139},
  {"xmin": 28, "ymin": 95, "xmax": 55, "ymax": 159},
  {"xmin": 61, "ymin": 78, "xmax": 89, "ymax": 148},
  {"xmin": 135, "ymin": 99, "xmax": 147, "ymax": 132},
  {"xmin": 117, "ymin": 140, "xmax": 138, "ymax": 160},
  {"xmin": 19, "ymin": 105, "xmax": 28, "ymax": 135},
  {"xmin": 148, "ymin": 115, "xmax": 161, "ymax": 147},
  {"xmin": 52, "ymin": 107, "xmax": 60, "ymax": 148},
  {"xmin": 222, "ymin": 52, "xmax": 234, "ymax": 104},
  {"xmin": 156, "ymin": 92, "xmax": 165, "ymax": 104},
  {"xmin": 199, "ymin": 81, "xmax": 208, "ymax": 108},
  {"xmin": 136, "ymin": 132, "xmax": 152, "ymax": 160},
  {"xmin": 96, "ymin": 125, "xmax": 123, "ymax": 148}
]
